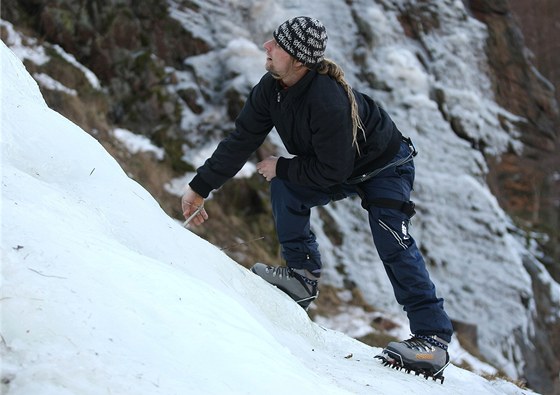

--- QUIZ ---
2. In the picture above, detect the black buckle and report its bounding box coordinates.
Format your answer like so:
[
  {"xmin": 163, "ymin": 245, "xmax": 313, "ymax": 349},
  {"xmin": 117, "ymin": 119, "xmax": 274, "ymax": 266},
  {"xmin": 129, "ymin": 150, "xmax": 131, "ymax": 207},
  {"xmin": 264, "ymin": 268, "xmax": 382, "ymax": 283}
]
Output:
[{"xmin": 402, "ymin": 136, "xmax": 418, "ymax": 157}]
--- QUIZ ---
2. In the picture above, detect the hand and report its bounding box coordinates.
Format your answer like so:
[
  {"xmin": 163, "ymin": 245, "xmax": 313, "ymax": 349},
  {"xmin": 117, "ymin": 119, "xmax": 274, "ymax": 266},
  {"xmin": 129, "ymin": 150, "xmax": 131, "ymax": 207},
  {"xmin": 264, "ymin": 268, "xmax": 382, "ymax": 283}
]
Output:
[
  {"xmin": 181, "ymin": 186, "xmax": 208, "ymax": 227},
  {"xmin": 256, "ymin": 156, "xmax": 278, "ymax": 182}
]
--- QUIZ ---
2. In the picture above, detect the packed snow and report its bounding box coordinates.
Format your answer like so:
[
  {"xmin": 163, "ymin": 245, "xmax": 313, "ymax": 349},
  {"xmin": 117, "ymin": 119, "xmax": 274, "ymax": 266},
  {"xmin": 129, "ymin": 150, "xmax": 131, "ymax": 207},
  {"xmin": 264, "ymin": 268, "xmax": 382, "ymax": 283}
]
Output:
[{"xmin": 0, "ymin": 41, "xmax": 538, "ymax": 394}]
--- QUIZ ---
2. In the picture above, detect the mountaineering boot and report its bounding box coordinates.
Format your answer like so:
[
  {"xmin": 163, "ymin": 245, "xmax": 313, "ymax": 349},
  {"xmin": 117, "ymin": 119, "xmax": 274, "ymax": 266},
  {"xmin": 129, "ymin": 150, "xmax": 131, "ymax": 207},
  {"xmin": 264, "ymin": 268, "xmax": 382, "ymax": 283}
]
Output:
[
  {"xmin": 250, "ymin": 263, "xmax": 319, "ymax": 310},
  {"xmin": 375, "ymin": 335, "xmax": 450, "ymax": 383}
]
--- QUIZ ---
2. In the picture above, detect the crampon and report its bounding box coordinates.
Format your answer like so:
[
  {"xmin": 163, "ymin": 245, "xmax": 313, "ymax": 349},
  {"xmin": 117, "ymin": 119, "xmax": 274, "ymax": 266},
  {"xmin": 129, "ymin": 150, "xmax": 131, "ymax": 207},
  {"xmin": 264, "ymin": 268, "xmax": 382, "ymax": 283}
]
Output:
[{"xmin": 375, "ymin": 348, "xmax": 450, "ymax": 384}]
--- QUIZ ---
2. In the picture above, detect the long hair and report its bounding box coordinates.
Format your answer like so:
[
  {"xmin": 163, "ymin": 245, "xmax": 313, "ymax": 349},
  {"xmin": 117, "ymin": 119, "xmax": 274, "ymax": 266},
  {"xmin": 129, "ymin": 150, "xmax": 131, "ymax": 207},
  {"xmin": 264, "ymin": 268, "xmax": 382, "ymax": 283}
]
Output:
[{"xmin": 316, "ymin": 59, "xmax": 366, "ymax": 154}]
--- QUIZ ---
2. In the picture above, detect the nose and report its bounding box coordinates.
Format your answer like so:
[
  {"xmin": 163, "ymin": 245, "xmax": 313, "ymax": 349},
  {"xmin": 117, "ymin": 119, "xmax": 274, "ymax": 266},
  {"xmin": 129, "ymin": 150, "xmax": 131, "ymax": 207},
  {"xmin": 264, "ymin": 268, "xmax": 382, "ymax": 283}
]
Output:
[{"xmin": 263, "ymin": 39, "xmax": 273, "ymax": 51}]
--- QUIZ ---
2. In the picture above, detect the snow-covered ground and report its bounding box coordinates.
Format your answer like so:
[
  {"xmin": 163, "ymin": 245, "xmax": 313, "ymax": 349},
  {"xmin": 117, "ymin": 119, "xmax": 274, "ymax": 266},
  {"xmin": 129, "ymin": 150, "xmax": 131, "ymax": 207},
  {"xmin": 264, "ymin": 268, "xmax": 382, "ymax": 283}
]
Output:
[{"xmin": 0, "ymin": 42, "xmax": 538, "ymax": 394}]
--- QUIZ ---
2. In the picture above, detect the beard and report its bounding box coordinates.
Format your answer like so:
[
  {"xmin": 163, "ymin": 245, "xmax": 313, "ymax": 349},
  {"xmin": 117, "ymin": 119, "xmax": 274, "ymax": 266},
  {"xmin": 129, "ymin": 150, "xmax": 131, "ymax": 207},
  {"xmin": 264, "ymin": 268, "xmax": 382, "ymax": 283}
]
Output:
[{"xmin": 265, "ymin": 61, "xmax": 282, "ymax": 80}]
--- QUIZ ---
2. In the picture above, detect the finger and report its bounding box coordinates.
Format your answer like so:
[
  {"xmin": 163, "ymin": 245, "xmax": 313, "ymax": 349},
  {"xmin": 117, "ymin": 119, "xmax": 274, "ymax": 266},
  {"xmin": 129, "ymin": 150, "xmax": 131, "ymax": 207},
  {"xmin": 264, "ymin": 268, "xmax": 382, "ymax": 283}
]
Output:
[
  {"xmin": 183, "ymin": 205, "xmax": 208, "ymax": 227},
  {"xmin": 195, "ymin": 209, "xmax": 208, "ymax": 224},
  {"xmin": 182, "ymin": 208, "xmax": 194, "ymax": 219},
  {"xmin": 192, "ymin": 212, "xmax": 206, "ymax": 226},
  {"xmin": 183, "ymin": 203, "xmax": 196, "ymax": 216},
  {"xmin": 183, "ymin": 206, "xmax": 199, "ymax": 222}
]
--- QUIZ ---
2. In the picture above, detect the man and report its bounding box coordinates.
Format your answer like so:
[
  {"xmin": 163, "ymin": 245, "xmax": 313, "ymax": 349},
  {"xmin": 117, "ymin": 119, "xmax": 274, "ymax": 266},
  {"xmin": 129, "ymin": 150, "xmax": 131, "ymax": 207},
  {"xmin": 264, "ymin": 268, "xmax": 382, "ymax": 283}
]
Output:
[{"xmin": 181, "ymin": 16, "xmax": 453, "ymax": 379}]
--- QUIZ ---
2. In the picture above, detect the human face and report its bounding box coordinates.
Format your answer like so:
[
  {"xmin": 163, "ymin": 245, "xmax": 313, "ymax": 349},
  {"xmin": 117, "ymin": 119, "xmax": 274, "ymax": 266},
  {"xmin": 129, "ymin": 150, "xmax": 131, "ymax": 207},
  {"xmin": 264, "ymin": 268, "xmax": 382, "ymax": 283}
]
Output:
[{"xmin": 263, "ymin": 39, "xmax": 303, "ymax": 84}]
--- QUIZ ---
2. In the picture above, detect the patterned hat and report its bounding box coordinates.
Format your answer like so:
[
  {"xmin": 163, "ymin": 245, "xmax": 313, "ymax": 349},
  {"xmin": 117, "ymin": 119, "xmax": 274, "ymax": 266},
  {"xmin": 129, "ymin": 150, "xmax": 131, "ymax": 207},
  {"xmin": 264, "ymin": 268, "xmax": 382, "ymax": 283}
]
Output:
[{"xmin": 273, "ymin": 16, "xmax": 328, "ymax": 68}]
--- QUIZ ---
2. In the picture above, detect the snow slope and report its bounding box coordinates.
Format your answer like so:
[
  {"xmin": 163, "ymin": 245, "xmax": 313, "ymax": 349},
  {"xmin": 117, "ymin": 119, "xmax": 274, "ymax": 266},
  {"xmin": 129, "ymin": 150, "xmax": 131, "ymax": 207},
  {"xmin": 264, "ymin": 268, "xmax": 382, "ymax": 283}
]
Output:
[{"xmin": 0, "ymin": 41, "xmax": 537, "ymax": 395}]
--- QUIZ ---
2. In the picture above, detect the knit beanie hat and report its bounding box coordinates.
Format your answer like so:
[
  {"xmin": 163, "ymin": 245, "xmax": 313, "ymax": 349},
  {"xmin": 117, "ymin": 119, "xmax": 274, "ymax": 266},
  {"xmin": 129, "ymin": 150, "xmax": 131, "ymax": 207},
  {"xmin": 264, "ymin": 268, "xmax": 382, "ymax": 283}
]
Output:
[{"xmin": 273, "ymin": 16, "xmax": 328, "ymax": 68}]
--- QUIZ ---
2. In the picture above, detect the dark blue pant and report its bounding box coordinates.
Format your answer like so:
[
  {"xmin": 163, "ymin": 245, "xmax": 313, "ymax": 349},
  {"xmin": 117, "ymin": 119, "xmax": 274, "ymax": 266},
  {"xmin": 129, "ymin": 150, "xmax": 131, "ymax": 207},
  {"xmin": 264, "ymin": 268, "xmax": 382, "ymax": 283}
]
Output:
[{"xmin": 270, "ymin": 141, "xmax": 453, "ymax": 342}]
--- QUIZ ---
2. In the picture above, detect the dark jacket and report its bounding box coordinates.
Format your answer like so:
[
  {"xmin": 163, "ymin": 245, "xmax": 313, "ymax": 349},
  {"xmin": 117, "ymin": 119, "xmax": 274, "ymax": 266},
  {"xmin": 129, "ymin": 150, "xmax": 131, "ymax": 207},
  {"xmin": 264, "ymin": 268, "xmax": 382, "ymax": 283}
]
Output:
[{"xmin": 190, "ymin": 70, "xmax": 401, "ymax": 198}]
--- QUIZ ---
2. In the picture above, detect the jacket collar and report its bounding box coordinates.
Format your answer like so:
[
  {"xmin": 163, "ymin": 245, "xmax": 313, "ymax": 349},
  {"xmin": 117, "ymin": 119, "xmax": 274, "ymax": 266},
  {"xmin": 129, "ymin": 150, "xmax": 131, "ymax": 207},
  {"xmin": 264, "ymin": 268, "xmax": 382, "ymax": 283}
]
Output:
[{"xmin": 275, "ymin": 70, "xmax": 317, "ymax": 103}]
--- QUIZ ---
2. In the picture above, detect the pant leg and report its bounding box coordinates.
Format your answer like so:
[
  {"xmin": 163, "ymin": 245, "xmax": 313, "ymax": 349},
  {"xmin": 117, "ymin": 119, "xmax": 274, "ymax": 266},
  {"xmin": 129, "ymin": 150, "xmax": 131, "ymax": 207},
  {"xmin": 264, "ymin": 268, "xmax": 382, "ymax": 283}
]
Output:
[
  {"xmin": 270, "ymin": 178, "xmax": 333, "ymax": 276},
  {"xmin": 359, "ymin": 143, "xmax": 454, "ymax": 342}
]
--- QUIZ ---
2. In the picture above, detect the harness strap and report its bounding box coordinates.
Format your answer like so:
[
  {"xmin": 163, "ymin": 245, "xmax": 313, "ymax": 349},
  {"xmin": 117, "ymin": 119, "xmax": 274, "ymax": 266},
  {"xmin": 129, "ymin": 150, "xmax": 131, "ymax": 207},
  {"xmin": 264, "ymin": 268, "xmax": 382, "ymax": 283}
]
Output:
[
  {"xmin": 347, "ymin": 136, "xmax": 418, "ymax": 185},
  {"xmin": 354, "ymin": 183, "xmax": 416, "ymax": 217},
  {"xmin": 360, "ymin": 196, "xmax": 416, "ymax": 218}
]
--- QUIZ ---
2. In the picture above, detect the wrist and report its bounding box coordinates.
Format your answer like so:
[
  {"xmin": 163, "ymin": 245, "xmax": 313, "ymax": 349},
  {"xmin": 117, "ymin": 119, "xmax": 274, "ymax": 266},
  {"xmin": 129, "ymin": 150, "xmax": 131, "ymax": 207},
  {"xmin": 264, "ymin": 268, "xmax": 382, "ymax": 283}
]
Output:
[{"xmin": 189, "ymin": 174, "xmax": 212, "ymax": 198}]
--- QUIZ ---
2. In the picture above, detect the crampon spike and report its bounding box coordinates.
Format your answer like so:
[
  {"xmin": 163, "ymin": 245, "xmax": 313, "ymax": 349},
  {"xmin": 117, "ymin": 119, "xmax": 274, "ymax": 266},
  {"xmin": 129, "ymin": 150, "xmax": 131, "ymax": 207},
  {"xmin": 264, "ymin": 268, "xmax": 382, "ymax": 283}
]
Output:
[{"xmin": 375, "ymin": 351, "xmax": 446, "ymax": 384}]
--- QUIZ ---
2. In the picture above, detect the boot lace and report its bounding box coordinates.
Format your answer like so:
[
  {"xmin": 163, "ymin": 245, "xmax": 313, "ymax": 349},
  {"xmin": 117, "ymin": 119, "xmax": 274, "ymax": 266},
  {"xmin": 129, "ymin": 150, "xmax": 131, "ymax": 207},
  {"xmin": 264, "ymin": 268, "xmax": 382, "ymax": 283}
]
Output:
[
  {"xmin": 402, "ymin": 335, "xmax": 448, "ymax": 352},
  {"xmin": 265, "ymin": 266, "xmax": 318, "ymax": 285},
  {"xmin": 265, "ymin": 266, "xmax": 292, "ymax": 279}
]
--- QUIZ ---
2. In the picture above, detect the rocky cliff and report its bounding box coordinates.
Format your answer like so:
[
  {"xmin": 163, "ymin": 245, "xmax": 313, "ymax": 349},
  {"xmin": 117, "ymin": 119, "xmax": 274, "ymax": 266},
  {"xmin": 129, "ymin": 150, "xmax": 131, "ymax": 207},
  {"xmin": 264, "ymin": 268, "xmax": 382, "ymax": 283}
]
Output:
[
  {"xmin": 465, "ymin": 0, "xmax": 559, "ymax": 280},
  {"xmin": 506, "ymin": 0, "xmax": 560, "ymax": 281},
  {"xmin": 463, "ymin": 2, "xmax": 560, "ymax": 391}
]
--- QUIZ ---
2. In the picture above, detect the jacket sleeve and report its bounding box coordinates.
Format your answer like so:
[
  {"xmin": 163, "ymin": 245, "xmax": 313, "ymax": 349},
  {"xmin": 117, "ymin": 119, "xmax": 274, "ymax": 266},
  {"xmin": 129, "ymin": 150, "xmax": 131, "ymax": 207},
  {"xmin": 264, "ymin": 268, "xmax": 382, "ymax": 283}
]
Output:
[
  {"xmin": 276, "ymin": 98, "xmax": 356, "ymax": 187},
  {"xmin": 190, "ymin": 76, "xmax": 274, "ymax": 198}
]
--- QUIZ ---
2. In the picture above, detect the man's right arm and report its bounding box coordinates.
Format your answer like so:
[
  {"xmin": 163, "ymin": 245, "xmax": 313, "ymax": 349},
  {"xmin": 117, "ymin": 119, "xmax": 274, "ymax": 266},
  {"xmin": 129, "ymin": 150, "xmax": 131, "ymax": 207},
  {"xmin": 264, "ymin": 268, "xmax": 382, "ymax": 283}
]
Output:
[{"xmin": 188, "ymin": 74, "xmax": 275, "ymax": 198}]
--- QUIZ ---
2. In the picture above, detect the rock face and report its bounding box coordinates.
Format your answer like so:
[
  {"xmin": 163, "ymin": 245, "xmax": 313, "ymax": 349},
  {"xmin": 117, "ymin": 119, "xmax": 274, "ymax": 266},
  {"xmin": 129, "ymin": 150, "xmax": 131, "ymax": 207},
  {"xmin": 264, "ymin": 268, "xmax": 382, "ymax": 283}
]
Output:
[
  {"xmin": 507, "ymin": 0, "xmax": 560, "ymax": 279},
  {"xmin": 464, "ymin": 0, "xmax": 559, "ymax": 281},
  {"xmin": 464, "ymin": 2, "xmax": 559, "ymax": 393},
  {"xmin": 509, "ymin": 0, "xmax": 560, "ymax": 106},
  {"xmin": 2, "ymin": 1, "xmax": 559, "ymax": 394}
]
